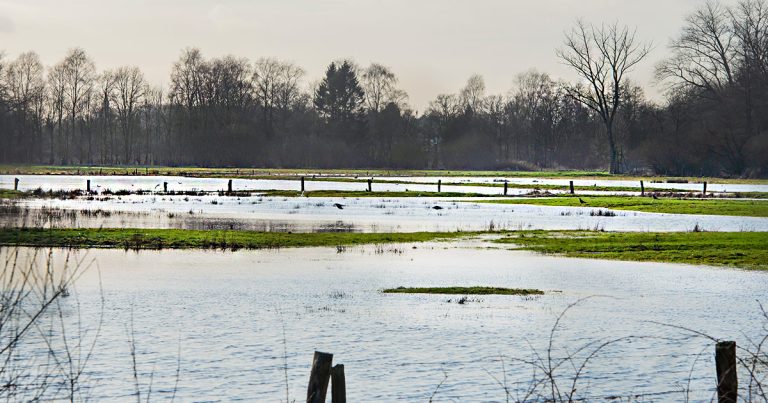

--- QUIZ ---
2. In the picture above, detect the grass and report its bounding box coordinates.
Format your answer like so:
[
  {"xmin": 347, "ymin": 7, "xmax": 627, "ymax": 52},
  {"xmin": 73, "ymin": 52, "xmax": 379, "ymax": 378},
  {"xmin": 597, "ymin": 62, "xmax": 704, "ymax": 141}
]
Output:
[
  {"xmin": 477, "ymin": 196, "xmax": 768, "ymax": 217},
  {"xmin": 497, "ymin": 230, "xmax": 768, "ymax": 270},
  {"xmin": 0, "ymin": 228, "xmax": 473, "ymax": 250},
  {"xmin": 5, "ymin": 164, "xmax": 767, "ymax": 183},
  {"xmin": 0, "ymin": 189, "xmax": 24, "ymax": 199},
  {"xmin": 382, "ymin": 286, "xmax": 544, "ymax": 295}
]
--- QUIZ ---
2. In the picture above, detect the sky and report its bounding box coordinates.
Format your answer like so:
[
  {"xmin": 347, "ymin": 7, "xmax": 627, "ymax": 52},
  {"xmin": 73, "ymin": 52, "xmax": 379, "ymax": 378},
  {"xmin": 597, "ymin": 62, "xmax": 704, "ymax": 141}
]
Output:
[{"xmin": 0, "ymin": 0, "xmax": 737, "ymax": 110}]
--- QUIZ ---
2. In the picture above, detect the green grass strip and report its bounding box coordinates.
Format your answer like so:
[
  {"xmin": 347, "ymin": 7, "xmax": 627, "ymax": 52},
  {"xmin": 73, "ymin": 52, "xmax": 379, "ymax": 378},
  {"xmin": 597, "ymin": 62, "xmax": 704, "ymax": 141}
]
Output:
[
  {"xmin": 0, "ymin": 228, "xmax": 472, "ymax": 250},
  {"xmin": 382, "ymin": 286, "xmax": 544, "ymax": 295},
  {"xmin": 477, "ymin": 196, "xmax": 768, "ymax": 217},
  {"xmin": 496, "ymin": 230, "xmax": 768, "ymax": 270}
]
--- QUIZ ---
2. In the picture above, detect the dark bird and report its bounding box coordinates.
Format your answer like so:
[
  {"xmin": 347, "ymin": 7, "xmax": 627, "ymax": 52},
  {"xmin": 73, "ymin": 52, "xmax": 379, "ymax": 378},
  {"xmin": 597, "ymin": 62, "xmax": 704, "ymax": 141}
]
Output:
[
  {"xmin": 333, "ymin": 203, "xmax": 345, "ymax": 210},
  {"xmin": 432, "ymin": 206, "xmax": 444, "ymax": 210},
  {"xmin": 579, "ymin": 198, "xmax": 587, "ymax": 204}
]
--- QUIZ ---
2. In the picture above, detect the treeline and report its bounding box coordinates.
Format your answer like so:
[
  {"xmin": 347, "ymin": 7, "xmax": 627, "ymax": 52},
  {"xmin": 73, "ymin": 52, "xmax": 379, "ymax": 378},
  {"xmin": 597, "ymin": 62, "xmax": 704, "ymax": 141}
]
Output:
[{"xmin": 0, "ymin": 0, "xmax": 767, "ymax": 177}]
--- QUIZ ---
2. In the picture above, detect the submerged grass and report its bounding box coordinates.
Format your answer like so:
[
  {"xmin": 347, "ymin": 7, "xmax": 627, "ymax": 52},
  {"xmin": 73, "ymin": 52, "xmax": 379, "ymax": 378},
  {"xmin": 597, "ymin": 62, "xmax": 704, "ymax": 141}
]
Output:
[
  {"xmin": 497, "ymin": 230, "xmax": 768, "ymax": 270},
  {"xmin": 0, "ymin": 228, "xmax": 473, "ymax": 250},
  {"xmin": 382, "ymin": 286, "xmax": 544, "ymax": 295},
  {"xmin": 477, "ymin": 196, "xmax": 768, "ymax": 217}
]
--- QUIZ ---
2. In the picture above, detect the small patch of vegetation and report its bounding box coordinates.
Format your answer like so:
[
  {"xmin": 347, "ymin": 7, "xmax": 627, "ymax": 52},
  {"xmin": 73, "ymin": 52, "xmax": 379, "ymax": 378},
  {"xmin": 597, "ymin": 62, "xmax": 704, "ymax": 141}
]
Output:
[
  {"xmin": 478, "ymin": 196, "xmax": 768, "ymax": 217},
  {"xmin": 0, "ymin": 228, "xmax": 474, "ymax": 250},
  {"xmin": 382, "ymin": 286, "xmax": 544, "ymax": 295},
  {"xmin": 0, "ymin": 189, "xmax": 24, "ymax": 199},
  {"xmin": 497, "ymin": 230, "xmax": 768, "ymax": 270}
]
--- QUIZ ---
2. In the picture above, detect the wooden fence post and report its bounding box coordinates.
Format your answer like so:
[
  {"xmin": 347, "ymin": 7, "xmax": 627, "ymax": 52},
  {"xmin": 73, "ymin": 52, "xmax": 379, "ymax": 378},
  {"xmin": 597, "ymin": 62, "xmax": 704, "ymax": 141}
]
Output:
[
  {"xmin": 504, "ymin": 181, "xmax": 508, "ymax": 196},
  {"xmin": 437, "ymin": 180, "xmax": 441, "ymax": 193},
  {"xmin": 331, "ymin": 364, "xmax": 346, "ymax": 403},
  {"xmin": 163, "ymin": 182, "xmax": 168, "ymax": 193},
  {"xmin": 228, "ymin": 179, "xmax": 233, "ymax": 193},
  {"xmin": 367, "ymin": 179, "xmax": 372, "ymax": 192},
  {"xmin": 14, "ymin": 178, "xmax": 19, "ymax": 191},
  {"xmin": 86, "ymin": 179, "xmax": 91, "ymax": 193},
  {"xmin": 307, "ymin": 351, "xmax": 333, "ymax": 403},
  {"xmin": 301, "ymin": 176, "xmax": 305, "ymax": 192},
  {"xmin": 716, "ymin": 341, "xmax": 737, "ymax": 403},
  {"xmin": 569, "ymin": 181, "xmax": 575, "ymax": 195},
  {"xmin": 640, "ymin": 180, "xmax": 645, "ymax": 196},
  {"xmin": 703, "ymin": 181, "xmax": 708, "ymax": 196}
]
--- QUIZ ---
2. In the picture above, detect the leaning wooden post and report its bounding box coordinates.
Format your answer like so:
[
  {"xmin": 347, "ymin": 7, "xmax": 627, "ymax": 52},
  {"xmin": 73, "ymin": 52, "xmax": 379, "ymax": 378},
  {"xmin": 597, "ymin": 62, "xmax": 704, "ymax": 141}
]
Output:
[
  {"xmin": 307, "ymin": 351, "xmax": 333, "ymax": 403},
  {"xmin": 715, "ymin": 341, "xmax": 738, "ymax": 403},
  {"xmin": 86, "ymin": 179, "xmax": 91, "ymax": 193},
  {"xmin": 703, "ymin": 181, "xmax": 708, "ymax": 196},
  {"xmin": 437, "ymin": 179, "xmax": 441, "ymax": 193},
  {"xmin": 504, "ymin": 180, "xmax": 508, "ymax": 196},
  {"xmin": 640, "ymin": 180, "xmax": 645, "ymax": 196},
  {"xmin": 367, "ymin": 179, "xmax": 372, "ymax": 192},
  {"xmin": 227, "ymin": 179, "xmax": 233, "ymax": 193},
  {"xmin": 569, "ymin": 181, "xmax": 575, "ymax": 195},
  {"xmin": 301, "ymin": 176, "xmax": 305, "ymax": 192},
  {"xmin": 331, "ymin": 364, "xmax": 346, "ymax": 403},
  {"xmin": 14, "ymin": 178, "xmax": 19, "ymax": 191}
]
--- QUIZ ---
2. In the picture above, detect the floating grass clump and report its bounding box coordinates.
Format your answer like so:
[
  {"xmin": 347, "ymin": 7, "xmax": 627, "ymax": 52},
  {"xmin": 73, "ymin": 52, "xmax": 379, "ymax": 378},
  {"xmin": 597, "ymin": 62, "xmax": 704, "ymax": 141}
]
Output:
[{"xmin": 382, "ymin": 286, "xmax": 544, "ymax": 295}]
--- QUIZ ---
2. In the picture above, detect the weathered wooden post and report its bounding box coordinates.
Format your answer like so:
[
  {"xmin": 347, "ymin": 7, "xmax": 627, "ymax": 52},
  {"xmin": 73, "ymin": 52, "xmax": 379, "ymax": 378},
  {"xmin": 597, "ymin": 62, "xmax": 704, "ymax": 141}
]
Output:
[
  {"xmin": 640, "ymin": 180, "xmax": 645, "ymax": 196},
  {"xmin": 14, "ymin": 178, "xmax": 19, "ymax": 191},
  {"xmin": 437, "ymin": 179, "xmax": 441, "ymax": 193},
  {"xmin": 163, "ymin": 182, "xmax": 168, "ymax": 193},
  {"xmin": 703, "ymin": 181, "xmax": 708, "ymax": 196},
  {"xmin": 716, "ymin": 341, "xmax": 737, "ymax": 403},
  {"xmin": 301, "ymin": 176, "xmax": 305, "ymax": 192},
  {"xmin": 307, "ymin": 351, "xmax": 333, "ymax": 403},
  {"xmin": 367, "ymin": 179, "xmax": 372, "ymax": 192},
  {"xmin": 569, "ymin": 181, "xmax": 575, "ymax": 195},
  {"xmin": 331, "ymin": 364, "xmax": 346, "ymax": 403},
  {"xmin": 228, "ymin": 179, "xmax": 233, "ymax": 193},
  {"xmin": 86, "ymin": 179, "xmax": 91, "ymax": 193},
  {"xmin": 504, "ymin": 180, "xmax": 508, "ymax": 196}
]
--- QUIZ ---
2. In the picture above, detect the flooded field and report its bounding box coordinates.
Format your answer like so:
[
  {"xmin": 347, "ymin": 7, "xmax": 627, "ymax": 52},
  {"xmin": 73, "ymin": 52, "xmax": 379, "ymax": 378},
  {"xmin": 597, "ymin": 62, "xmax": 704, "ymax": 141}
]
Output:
[
  {"xmin": 8, "ymin": 243, "xmax": 767, "ymax": 401},
  {"xmin": 5, "ymin": 194, "xmax": 768, "ymax": 232},
  {"xmin": 3, "ymin": 174, "xmax": 767, "ymax": 401}
]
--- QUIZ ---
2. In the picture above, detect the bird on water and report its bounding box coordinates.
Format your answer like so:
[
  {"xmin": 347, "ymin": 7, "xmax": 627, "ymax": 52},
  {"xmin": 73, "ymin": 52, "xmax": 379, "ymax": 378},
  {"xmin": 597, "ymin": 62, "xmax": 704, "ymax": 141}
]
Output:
[{"xmin": 333, "ymin": 203, "xmax": 345, "ymax": 210}]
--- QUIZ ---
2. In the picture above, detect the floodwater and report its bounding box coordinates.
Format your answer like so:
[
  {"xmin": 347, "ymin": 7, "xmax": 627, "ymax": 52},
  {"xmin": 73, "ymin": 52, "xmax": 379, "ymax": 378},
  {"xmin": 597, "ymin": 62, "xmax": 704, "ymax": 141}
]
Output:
[
  {"xmin": 377, "ymin": 176, "xmax": 768, "ymax": 193},
  {"xmin": 5, "ymin": 194, "xmax": 768, "ymax": 232},
  {"xmin": 7, "ymin": 244, "xmax": 767, "ymax": 401}
]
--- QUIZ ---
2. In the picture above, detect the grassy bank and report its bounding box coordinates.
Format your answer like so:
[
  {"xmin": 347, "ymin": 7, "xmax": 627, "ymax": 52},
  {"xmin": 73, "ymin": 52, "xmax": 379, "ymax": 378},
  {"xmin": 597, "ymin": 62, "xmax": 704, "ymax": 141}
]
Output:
[
  {"xmin": 477, "ymin": 196, "xmax": 768, "ymax": 217},
  {"xmin": 382, "ymin": 286, "xmax": 544, "ymax": 295},
  {"xmin": 0, "ymin": 228, "xmax": 472, "ymax": 250},
  {"xmin": 498, "ymin": 230, "xmax": 768, "ymax": 270},
  {"xmin": 5, "ymin": 164, "xmax": 767, "ymax": 183}
]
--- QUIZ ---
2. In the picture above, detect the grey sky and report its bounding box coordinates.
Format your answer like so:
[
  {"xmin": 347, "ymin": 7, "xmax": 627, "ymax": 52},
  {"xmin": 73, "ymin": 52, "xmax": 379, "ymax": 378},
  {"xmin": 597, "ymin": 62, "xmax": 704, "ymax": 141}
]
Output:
[{"xmin": 0, "ymin": 0, "xmax": 732, "ymax": 110}]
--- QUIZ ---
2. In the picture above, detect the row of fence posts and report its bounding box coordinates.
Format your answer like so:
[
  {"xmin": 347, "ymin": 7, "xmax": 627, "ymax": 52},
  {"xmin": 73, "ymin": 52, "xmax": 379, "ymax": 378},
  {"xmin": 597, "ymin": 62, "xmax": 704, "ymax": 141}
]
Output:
[
  {"xmin": 306, "ymin": 341, "xmax": 737, "ymax": 402},
  {"xmin": 9, "ymin": 177, "xmax": 711, "ymax": 197}
]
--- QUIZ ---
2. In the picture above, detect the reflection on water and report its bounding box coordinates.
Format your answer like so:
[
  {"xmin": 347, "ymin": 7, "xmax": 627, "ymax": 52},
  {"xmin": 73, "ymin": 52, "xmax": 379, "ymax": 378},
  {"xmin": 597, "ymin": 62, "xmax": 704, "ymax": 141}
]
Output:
[
  {"xmin": 3, "ymin": 194, "xmax": 768, "ymax": 233},
  {"xmin": 4, "ymin": 245, "xmax": 767, "ymax": 401}
]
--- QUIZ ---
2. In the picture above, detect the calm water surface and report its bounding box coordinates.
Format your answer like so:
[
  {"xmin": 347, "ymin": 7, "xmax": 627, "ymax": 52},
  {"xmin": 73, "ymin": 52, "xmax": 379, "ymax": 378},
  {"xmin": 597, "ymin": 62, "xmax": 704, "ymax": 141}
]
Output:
[{"xmin": 8, "ymin": 244, "xmax": 767, "ymax": 401}]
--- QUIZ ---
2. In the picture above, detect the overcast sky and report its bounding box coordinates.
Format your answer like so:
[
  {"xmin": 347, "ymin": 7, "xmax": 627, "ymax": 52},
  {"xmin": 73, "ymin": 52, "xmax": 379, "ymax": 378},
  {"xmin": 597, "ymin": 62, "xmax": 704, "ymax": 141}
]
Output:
[{"xmin": 0, "ymin": 0, "xmax": 736, "ymax": 110}]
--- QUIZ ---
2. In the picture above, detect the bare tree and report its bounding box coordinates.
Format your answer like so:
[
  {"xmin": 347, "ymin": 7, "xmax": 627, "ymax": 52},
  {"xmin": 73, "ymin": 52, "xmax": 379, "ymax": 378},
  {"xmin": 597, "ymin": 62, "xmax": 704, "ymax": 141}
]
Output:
[
  {"xmin": 5, "ymin": 51, "xmax": 46, "ymax": 161},
  {"xmin": 558, "ymin": 21, "xmax": 651, "ymax": 173},
  {"xmin": 459, "ymin": 74, "xmax": 486, "ymax": 112},
  {"xmin": 111, "ymin": 66, "xmax": 145, "ymax": 163},
  {"xmin": 656, "ymin": 2, "xmax": 736, "ymax": 98},
  {"xmin": 362, "ymin": 63, "xmax": 407, "ymax": 113},
  {"xmin": 58, "ymin": 48, "xmax": 96, "ymax": 164}
]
